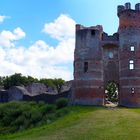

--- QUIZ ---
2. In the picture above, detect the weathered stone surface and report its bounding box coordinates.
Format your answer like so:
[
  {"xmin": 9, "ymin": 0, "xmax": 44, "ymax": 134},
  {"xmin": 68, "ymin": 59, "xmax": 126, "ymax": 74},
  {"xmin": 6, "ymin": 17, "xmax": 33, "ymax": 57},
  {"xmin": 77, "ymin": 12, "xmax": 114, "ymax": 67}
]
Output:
[
  {"xmin": 0, "ymin": 90, "xmax": 8, "ymax": 103},
  {"xmin": 8, "ymin": 86, "xmax": 30, "ymax": 101},
  {"xmin": 72, "ymin": 2, "xmax": 140, "ymax": 107},
  {"xmin": 61, "ymin": 81, "xmax": 72, "ymax": 93},
  {"xmin": 25, "ymin": 83, "xmax": 47, "ymax": 96}
]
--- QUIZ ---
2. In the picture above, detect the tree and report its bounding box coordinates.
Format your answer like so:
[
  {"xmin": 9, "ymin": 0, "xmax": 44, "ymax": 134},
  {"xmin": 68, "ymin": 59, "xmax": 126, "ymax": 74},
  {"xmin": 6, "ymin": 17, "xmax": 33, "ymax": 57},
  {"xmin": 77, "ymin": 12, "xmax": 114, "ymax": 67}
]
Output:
[
  {"xmin": 3, "ymin": 73, "xmax": 38, "ymax": 89},
  {"xmin": 0, "ymin": 76, "xmax": 5, "ymax": 87},
  {"xmin": 106, "ymin": 82, "xmax": 118, "ymax": 102},
  {"xmin": 1, "ymin": 73, "xmax": 65, "ymax": 92},
  {"xmin": 39, "ymin": 78, "xmax": 65, "ymax": 93},
  {"xmin": 39, "ymin": 78, "xmax": 54, "ymax": 87},
  {"xmin": 52, "ymin": 78, "xmax": 65, "ymax": 93},
  {"xmin": 27, "ymin": 76, "xmax": 38, "ymax": 84}
]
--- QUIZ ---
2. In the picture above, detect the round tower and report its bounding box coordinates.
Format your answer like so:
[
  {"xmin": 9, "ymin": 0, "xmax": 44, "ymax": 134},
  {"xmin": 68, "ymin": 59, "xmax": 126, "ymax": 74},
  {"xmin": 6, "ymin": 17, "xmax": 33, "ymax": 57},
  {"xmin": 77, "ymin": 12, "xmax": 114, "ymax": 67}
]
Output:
[{"xmin": 118, "ymin": 3, "xmax": 140, "ymax": 107}]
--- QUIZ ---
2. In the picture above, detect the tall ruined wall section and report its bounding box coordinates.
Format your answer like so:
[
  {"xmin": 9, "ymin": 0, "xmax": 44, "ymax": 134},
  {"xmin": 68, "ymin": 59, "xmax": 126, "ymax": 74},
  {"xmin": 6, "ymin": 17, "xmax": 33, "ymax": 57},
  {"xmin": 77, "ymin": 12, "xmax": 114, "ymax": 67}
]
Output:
[
  {"xmin": 118, "ymin": 3, "xmax": 140, "ymax": 107},
  {"xmin": 72, "ymin": 25, "xmax": 104, "ymax": 105},
  {"xmin": 102, "ymin": 33, "xmax": 119, "ymax": 87}
]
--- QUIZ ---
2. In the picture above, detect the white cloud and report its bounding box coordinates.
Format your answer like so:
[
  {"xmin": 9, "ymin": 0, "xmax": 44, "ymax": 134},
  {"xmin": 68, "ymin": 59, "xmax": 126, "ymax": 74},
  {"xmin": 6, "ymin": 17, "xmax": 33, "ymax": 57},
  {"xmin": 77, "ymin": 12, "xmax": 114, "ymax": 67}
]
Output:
[
  {"xmin": 43, "ymin": 14, "xmax": 76, "ymax": 41},
  {"xmin": 13, "ymin": 27, "xmax": 26, "ymax": 40},
  {"xmin": 0, "ymin": 27, "xmax": 26, "ymax": 47},
  {"xmin": 0, "ymin": 14, "xmax": 75, "ymax": 81},
  {"xmin": 0, "ymin": 15, "xmax": 8, "ymax": 23}
]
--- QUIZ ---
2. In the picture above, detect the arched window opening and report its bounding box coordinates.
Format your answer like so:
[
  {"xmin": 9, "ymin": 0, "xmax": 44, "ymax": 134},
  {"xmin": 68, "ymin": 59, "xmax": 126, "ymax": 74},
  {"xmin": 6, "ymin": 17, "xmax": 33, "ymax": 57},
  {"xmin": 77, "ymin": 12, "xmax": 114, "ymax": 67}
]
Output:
[{"xmin": 129, "ymin": 60, "xmax": 134, "ymax": 70}]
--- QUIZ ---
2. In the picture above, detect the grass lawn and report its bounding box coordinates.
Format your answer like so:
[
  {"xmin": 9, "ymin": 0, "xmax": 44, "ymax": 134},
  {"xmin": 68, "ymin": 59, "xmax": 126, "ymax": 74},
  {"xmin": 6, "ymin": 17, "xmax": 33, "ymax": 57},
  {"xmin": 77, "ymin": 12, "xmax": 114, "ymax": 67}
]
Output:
[{"xmin": 0, "ymin": 106, "xmax": 140, "ymax": 140}]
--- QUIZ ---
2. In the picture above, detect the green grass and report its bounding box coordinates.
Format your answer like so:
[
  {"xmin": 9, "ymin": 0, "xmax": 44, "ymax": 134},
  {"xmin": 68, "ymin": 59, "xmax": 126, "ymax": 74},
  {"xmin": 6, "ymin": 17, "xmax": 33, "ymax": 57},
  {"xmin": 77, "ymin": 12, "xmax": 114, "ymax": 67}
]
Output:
[{"xmin": 1, "ymin": 106, "xmax": 140, "ymax": 140}]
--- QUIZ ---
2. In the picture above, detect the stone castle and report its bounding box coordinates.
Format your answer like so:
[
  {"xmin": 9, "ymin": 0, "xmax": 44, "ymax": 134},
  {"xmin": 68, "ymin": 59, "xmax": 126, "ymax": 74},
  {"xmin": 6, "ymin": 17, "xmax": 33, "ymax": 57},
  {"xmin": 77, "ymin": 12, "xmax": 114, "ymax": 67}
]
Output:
[{"xmin": 72, "ymin": 2, "xmax": 140, "ymax": 107}]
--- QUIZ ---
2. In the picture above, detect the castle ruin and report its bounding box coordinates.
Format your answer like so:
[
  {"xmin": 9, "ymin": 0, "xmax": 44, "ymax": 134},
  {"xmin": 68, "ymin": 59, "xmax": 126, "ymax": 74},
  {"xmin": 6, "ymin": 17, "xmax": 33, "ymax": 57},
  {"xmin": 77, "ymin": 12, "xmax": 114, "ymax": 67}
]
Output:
[{"xmin": 72, "ymin": 2, "xmax": 140, "ymax": 107}]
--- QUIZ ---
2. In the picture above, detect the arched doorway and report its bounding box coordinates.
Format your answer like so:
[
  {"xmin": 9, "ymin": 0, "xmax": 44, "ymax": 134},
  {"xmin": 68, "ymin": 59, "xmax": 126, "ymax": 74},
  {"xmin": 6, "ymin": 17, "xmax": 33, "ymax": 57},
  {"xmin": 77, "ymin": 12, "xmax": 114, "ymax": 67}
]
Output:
[{"xmin": 105, "ymin": 81, "xmax": 119, "ymax": 105}]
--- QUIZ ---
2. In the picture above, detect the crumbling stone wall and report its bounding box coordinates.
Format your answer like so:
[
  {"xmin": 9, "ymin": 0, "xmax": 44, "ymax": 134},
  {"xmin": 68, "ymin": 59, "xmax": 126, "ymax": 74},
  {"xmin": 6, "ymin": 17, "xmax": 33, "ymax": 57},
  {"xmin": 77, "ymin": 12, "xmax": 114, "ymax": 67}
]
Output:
[{"xmin": 25, "ymin": 83, "xmax": 47, "ymax": 96}]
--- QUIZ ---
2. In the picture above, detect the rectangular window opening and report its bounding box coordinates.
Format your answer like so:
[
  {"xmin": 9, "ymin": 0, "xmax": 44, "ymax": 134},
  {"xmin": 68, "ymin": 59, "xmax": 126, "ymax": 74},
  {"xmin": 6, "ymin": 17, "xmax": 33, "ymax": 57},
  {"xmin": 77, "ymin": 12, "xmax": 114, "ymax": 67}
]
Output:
[
  {"xmin": 84, "ymin": 62, "xmax": 88, "ymax": 73},
  {"xmin": 131, "ymin": 87, "xmax": 134, "ymax": 94},
  {"xmin": 129, "ymin": 64, "xmax": 134, "ymax": 69},
  {"xmin": 91, "ymin": 30, "xmax": 95, "ymax": 36},
  {"xmin": 130, "ymin": 46, "xmax": 135, "ymax": 51}
]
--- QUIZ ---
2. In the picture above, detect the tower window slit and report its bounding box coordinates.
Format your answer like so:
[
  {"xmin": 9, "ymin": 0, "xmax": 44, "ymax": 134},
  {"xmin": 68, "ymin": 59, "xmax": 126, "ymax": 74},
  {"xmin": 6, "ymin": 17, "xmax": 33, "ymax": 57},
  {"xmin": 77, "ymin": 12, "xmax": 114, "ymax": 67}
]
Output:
[
  {"xmin": 91, "ymin": 30, "xmax": 95, "ymax": 36},
  {"xmin": 84, "ymin": 62, "xmax": 88, "ymax": 72}
]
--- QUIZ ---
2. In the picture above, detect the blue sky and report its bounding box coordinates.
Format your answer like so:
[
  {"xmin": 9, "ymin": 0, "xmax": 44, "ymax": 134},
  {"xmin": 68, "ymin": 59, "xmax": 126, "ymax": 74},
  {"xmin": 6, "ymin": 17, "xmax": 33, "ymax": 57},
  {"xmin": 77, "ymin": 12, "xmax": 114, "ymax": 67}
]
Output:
[{"xmin": 0, "ymin": 0, "xmax": 139, "ymax": 80}]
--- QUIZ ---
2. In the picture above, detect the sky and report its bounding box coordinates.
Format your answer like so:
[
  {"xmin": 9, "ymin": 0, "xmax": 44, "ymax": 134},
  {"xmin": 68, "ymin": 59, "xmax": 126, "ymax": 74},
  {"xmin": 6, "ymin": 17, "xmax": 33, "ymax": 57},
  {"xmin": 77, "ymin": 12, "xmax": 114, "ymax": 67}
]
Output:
[{"xmin": 0, "ymin": 0, "xmax": 139, "ymax": 81}]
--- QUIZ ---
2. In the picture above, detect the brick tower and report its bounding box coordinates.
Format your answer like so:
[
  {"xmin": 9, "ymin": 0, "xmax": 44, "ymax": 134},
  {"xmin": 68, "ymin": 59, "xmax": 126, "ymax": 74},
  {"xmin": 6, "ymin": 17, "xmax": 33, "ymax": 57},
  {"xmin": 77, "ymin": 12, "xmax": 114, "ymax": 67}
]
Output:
[
  {"xmin": 72, "ymin": 2, "xmax": 140, "ymax": 107},
  {"xmin": 72, "ymin": 25, "xmax": 104, "ymax": 105},
  {"xmin": 118, "ymin": 3, "xmax": 140, "ymax": 107}
]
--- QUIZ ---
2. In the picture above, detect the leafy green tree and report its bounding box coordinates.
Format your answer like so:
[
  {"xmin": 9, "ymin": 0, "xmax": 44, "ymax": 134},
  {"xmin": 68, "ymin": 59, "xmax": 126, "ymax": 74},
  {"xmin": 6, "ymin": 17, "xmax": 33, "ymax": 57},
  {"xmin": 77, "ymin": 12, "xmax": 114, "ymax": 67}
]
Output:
[
  {"xmin": 3, "ymin": 73, "xmax": 38, "ymax": 89},
  {"xmin": 0, "ymin": 76, "xmax": 5, "ymax": 87},
  {"xmin": 27, "ymin": 76, "xmax": 38, "ymax": 84},
  {"xmin": 40, "ymin": 78, "xmax": 65, "ymax": 93},
  {"xmin": 39, "ymin": 78, "xmax": 54, "ymax": 87},
  {"xmin": 106, "ymin": 82, "xmax": 118, "ymax": 102},
  {"xmin": 3, "ymin": 76, "xmax": 11, "ymax": 89},
  {"xmin": 1, "ymin": 73, "xmax": 65, "ymax": 92},
  {"xmin": 53, "ymin": 78, "xmax": 65, "ymax": 93}
]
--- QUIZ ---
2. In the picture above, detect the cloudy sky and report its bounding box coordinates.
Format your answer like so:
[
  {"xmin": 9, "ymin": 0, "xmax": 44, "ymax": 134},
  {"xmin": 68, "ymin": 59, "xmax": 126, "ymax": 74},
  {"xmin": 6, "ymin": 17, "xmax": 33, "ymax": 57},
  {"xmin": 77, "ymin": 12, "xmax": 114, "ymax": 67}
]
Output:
[{"xmin": 0, "ymin": 0, "xmax": 139, "ymax": 80}]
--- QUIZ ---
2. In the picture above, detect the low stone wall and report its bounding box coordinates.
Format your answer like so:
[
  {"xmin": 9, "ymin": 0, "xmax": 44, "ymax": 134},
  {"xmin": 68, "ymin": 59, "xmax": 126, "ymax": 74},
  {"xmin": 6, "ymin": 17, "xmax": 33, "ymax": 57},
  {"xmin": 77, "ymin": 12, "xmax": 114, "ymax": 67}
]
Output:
[
  {"xmin": 0, "ymin": 88, "xmax": 71, "ymax": 104},
  {"xmin": 0, "ymin": 90, "xmax": 8, "ymax": 103},
  {"xmin": 23, "ymin": 90, "xmax": 70, "ymax": 104}
]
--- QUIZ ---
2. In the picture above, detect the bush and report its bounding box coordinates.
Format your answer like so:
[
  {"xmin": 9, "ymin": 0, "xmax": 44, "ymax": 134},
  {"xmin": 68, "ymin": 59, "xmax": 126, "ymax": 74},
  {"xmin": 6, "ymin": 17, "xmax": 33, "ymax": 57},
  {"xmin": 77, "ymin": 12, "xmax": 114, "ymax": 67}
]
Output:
[
  {"xmin": 46, "ymin": 104, "xmax": 56, "ymax": 113},
  {"xmin": 55, "ymin": 108, "xmax": 69, "ymax": 117},
  {"xmin": 56, "ymin": 98, "xmax": 68, "ymax": 109},
  {"xmin": 30, "ymin": 108, "xmax": 42, "ymax": 124},
  {"xmin": 40, "ymin": 104, "xmax": 55, "ymax": 114},
  {"xmin": 0, "ymin": 101, "xmax": 70, "ymax": 135},
  {"xmin": 38, "ymin": 101, "xmax": 45, "ymax": 107}
]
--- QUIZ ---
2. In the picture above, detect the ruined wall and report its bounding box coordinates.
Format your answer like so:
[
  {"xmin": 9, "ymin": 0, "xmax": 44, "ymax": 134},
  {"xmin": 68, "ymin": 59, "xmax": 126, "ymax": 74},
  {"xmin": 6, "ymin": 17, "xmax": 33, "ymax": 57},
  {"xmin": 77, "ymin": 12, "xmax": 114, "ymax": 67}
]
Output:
[
  {"xmin": 0, "ymin": 90, "xmax": 8, "ymax": 103},
  {"xmin": 118, "ymin": 3, "xmax": 140, "ymax": 107},
  {"xmin": 102, "ymin": 44, "xmax": 119, "ymax": 87},
  {"xmin": 25, "ymin": 83, "xmax": 47, "ymax": 96},
  {"xmin": 8, "ymin": 86, "xmax": 30, "ymax": 101}
]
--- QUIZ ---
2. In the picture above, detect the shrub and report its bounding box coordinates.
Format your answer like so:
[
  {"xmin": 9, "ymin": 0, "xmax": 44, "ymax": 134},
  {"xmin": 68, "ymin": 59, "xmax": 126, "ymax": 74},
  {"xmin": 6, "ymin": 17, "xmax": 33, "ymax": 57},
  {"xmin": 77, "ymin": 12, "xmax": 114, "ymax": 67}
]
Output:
[
  {"xmin": 55, "ymin": 108, "xmax": 69, "ymax": 117},
  {"xmin": 46, "ymin": 104, "xmax": 56, "ymax": 113},
  {"xmin": 30, "ymin": 108, "xmax": 42, "ymax": 124},
  {"xmin": 40, "ymin": 104, "xmax": 56, "ymax": 114},
  {"xmin": 38, "ymin": 101, "xmax": 45, "ymax": 107},
  {"xmin": 13, "ymin": 115, "xmax": 26, "ymax": 126},
  {"xmin": 56, "ymin": 98, "xmax": 68, "ymax": 109},
  {"xmin": 0, "ymin": 101, "xmax": 70, "ymax": 135}
]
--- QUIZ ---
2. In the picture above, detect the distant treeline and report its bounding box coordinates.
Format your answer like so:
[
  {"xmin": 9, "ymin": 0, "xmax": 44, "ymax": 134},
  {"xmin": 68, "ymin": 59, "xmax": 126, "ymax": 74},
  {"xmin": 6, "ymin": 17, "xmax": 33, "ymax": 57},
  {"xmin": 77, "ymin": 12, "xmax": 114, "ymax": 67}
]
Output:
[{"xmin": 0, "ymin": 73, "xmax": 65, "ymax": 93}]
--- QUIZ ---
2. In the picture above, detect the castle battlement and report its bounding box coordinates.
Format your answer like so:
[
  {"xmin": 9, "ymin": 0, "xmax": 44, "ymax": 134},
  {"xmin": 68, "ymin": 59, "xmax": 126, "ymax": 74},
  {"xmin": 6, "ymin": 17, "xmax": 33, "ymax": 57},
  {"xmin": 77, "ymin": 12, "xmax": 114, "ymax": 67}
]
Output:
[
  {"xmin": 76, "ymin": 24, "xmax": 103, "ymax": 32},
  {"xmin": 118, "ymin": 2, "xmax": 140, "ymax": 16}
]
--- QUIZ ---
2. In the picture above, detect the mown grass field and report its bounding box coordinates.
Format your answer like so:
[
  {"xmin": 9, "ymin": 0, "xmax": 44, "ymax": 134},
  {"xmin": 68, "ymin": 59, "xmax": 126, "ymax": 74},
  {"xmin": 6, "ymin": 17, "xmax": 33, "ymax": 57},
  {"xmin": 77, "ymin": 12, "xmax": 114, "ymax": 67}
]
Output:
[{"xmin": 1, "ymin": 106, "xmax": 140, "ymax": 140}]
